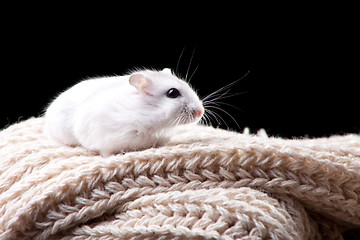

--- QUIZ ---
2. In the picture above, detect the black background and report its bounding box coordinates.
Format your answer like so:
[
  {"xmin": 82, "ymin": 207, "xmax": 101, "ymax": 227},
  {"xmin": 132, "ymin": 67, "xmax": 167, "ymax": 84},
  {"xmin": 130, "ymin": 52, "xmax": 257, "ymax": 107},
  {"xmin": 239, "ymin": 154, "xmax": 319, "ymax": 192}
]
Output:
[
  {"xmin": 1, "ymin": 5, "xmax": 359, "ymax": 139},
  {"xmin": 1, "ymin": 4, "xmax": 360, "ymax": 238}
]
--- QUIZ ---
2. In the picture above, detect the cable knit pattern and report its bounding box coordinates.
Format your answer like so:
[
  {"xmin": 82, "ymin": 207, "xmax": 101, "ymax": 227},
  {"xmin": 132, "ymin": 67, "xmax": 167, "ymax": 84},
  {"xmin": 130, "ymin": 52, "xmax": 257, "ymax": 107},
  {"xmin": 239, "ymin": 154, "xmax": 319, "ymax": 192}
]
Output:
[{"xmin": 0, "ymin": 118, "xmax": 359, "ymax": 239}]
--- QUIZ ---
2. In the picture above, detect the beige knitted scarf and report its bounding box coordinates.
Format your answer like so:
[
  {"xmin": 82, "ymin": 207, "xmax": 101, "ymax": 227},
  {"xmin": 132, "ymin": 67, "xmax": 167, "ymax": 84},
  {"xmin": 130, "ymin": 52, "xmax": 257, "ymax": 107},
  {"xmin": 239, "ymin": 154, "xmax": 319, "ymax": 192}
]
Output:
[{"xmin": 0, "ymin": 118, "xmax": 359, "ymax": 239}]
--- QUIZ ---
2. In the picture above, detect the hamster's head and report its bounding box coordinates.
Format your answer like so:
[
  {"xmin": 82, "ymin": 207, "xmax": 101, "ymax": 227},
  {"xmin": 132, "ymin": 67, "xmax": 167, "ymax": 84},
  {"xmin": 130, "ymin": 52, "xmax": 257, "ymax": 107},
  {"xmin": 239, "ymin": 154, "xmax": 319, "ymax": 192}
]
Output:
[{"xmin": 129, "ymin": 68, "xmax": 204, "ymax": 128}]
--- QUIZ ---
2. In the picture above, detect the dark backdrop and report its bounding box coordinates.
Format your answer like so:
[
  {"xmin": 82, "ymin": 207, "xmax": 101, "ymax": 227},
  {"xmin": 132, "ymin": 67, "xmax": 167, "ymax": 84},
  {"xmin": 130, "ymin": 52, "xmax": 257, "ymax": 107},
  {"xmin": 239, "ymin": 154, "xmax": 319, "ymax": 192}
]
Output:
[
  {"xmin": 1, "ymin": 5, "xmax": 359, "ymax": 238},
  {"xmin": 2, "ymin": 8, "xmax": 359, "ymax": 139}
]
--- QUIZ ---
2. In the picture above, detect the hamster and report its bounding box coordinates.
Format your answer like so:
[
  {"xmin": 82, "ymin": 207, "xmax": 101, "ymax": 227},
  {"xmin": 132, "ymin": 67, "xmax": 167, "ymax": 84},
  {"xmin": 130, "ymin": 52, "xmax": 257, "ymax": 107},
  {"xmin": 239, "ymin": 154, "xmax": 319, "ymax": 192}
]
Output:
[{"xmin": 44, "ymin": 68, "xmax": 204, "ymax": 157}]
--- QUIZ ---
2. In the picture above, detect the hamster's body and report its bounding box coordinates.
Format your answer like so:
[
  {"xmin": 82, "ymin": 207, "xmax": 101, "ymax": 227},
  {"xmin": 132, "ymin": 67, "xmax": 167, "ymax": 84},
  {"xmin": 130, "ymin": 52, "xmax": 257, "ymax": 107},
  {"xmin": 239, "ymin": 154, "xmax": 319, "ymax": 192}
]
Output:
[{"xmin": 44, "ymin": 68, "xmax": 204, "ymax": 157}]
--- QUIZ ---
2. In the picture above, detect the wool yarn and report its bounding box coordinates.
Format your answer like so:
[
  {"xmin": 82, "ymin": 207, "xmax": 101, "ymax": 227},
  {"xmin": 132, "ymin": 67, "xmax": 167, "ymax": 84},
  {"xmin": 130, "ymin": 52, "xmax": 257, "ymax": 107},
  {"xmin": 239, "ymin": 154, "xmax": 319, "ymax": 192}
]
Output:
[{"xmin": 0, "ymin": 118, "xmax": 359, "ymax": 240}]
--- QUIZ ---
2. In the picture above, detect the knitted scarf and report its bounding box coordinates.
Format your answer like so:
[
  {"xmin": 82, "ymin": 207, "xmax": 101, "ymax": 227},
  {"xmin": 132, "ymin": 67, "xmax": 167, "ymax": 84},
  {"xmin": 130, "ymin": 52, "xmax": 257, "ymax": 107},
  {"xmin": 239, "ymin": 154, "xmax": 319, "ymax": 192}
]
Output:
[{"xmin": 0, "ymin": 118, "xmax": 359, "ymax": 239}]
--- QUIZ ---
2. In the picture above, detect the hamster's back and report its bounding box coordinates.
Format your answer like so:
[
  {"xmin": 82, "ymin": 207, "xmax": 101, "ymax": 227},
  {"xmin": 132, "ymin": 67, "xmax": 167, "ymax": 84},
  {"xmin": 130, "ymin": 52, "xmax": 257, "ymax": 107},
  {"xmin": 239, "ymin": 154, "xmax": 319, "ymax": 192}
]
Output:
[{"xmin": 44, "ymin": 76, "xmax": 128, "ymax": 145}]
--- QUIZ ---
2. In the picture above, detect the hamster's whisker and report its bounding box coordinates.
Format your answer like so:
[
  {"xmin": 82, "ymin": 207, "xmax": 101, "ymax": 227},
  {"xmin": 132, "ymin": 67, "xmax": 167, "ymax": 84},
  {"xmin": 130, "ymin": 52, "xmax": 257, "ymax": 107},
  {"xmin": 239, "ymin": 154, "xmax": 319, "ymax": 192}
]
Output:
[
  {"xmin": 203, "ymin": 91, "xmax": 245, "ymax": 104},
  {"xmin": 178, "ymin": 113, "xmax": 187, "ymax": 125},
  {"xmin": 164, "ymin": 114, "xmax": 180, "ymax": 129},
  {"xmin": 205, "ymin": 109, "xmax": 227, "ymax": 128},
  {"xmin": 187, "ymin": 64, "xmax": 199, "ymax": 83},
  {"xmin": 204, "ymin": 100, "xmax": 244, "ymax": 113},
  {"xmin": 177, "ymin": 115, "xmax": 184, "ymax": 125},
  {"xmin": 201, "ymin": 84, "xmax": 235, "ymax": 102},
  {"xmin": 176, "ymin": 46, "xmax": 186, "ymax": 76},
  {"xmin": 201, "ymin": 71, "xmax": 249, "ymax": 102},
  {"xmin": 204, "ymin": 109, "xmax": 221, "ymax": 126},
  {"xmin": 163, "ymin": 120, "xmax": 172, "ymax": 129},
  {"xmin": 175, "ymin": 115, "xmax": 183, "ymax": 126},
  {"xmin": 185, "ymin": 47, "xmax": 196, "ymax": 82},
  {"xmin": 199, "ymin": 116, "xmax": 205, "ymax": 125},
  {"xmin": 201, "ymin": 111, "xmax": 214, "ymax": 126},
  {"xmin": 202, "ymin": 89, "xmax": 232, "ymax": 103},
  {"xmin": 205, "ymin": 105, "xmax": 240, "ymax": 130},
  {"xmin": 204, "ymin": 115, "xmax": 212, "ymax": 126},
  {"xmin": 202, "ymin": 87, "xmax": 236, "ymax": 102}
]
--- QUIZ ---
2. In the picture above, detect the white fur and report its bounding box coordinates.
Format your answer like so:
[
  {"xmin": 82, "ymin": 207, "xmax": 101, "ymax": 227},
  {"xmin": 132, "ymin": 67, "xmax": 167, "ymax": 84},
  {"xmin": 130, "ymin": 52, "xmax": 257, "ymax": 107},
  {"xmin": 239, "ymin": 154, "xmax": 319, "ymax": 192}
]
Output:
[{"xmin": 44, "ymin": 68, "xmax": 204, "ymax": 157}]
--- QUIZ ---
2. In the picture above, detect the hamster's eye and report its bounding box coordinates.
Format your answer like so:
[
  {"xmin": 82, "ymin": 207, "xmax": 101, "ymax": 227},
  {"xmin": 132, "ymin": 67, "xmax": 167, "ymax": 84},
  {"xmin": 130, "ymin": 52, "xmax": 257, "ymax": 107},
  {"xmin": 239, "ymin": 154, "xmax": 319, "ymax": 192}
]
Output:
[{"xmin": 166, "ymin": 88, "xmax": 180, "ymax": 98}]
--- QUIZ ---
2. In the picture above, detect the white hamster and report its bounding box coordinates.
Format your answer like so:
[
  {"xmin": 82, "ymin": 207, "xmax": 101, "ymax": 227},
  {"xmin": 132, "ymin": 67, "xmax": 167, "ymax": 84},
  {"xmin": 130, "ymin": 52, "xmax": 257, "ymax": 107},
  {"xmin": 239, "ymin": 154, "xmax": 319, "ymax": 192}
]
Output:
[{"xmin": 44, "ymin": 68, "xmax": 204, "ymax": 157}]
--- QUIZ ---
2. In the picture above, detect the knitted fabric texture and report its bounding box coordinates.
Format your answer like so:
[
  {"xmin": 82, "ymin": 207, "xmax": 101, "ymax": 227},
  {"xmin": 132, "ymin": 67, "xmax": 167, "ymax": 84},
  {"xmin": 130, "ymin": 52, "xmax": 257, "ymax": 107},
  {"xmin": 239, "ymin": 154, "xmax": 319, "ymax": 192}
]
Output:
[{"xmin": 0, "ymin": 118, "xmax": 359, "ymax": 240}]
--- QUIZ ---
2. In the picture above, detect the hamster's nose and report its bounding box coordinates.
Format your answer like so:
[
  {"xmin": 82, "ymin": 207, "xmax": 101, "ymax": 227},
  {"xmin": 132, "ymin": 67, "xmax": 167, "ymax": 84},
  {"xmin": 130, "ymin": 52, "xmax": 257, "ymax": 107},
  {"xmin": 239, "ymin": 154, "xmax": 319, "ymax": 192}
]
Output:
[{"xmin": 193, "ymin": 109, "xmax": 203, "ymax": 118}]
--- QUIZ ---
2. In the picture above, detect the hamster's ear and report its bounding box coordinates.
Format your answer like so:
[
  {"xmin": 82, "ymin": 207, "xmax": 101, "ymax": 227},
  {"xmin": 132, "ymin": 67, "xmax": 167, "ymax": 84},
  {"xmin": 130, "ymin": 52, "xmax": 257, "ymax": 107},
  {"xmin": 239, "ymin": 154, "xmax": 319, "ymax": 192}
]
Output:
[
  {"xmin": 129, "ymin": 74, "xmax": 153, "ymax": 96},
  {"xmin": 161, "ymin": 68, "xmax": 172, "ymax": 74}
]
